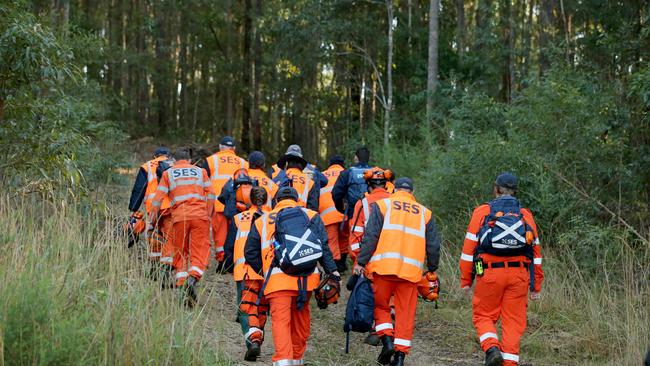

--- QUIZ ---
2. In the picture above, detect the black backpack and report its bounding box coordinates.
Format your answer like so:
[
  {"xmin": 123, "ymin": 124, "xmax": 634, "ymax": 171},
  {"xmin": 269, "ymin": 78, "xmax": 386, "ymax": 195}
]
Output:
[
  {"xmin": 477, "ymin": 196, "xmax": 533, "ymax": 257},
  {"xmin": 258, "ymin": 206, "xmax": 324, "ymax": 310},
  {"xmin": 273, "ymin": 207, "xmax": 323, "ymax": 276},
  {"xmin": 343, "ymin": 275, "xmax": 375, "ymax": 353}
]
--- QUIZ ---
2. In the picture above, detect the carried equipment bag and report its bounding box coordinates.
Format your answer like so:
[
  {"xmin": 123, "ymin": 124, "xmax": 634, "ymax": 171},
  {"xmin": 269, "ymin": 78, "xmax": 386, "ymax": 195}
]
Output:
[
  {"xmin": 477, "ymin": 196, "xmax": 534, "ymax": 257},
  {"xmin": 259, "ymin": 206, "xmax": 323, "ymax": 310},
  {"xmin": 346, "ymin": 165, "xmax": 371, "ymax": 215},
  {"xmin": 273, "ymin": 207, "xmax": 323, "ymax": 276},
  {"xmin": 343, "ymin": 275, "xmax": 375, "ymax": 353}
]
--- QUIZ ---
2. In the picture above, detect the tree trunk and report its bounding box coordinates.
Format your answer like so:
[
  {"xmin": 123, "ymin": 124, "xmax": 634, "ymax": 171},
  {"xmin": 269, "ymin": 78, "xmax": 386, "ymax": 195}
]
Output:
[
  {"xmin": 241, "ymin": 0, "xmax": 252, "ymax": 151},
  {"xmin": 426, "ymin": 0, "xmax": 439, "ymax": 124},
  {"xmin": 252, "ymin": 0, "xmax": 263, "ymax": 150},
  {"xmin": 539, "ymin": 0, "xmax": 556, "ymax": 75},
  {"xmin": 384, "ymin": 0, "xmax": 394, "ymax": 148},
  {"xmin": 500, "ymin": 0, "xmax": 513, "ymax": 102},
  {"xmin": 456, "ymin": 0, "xmax": 465, "ymax": 57}
]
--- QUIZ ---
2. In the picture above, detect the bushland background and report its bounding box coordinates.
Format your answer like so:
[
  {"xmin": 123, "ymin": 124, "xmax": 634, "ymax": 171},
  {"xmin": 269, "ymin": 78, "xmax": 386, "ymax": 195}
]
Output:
[{"xmin": 0, "ymin": 0, "xmax": 648, "ymax": 365}]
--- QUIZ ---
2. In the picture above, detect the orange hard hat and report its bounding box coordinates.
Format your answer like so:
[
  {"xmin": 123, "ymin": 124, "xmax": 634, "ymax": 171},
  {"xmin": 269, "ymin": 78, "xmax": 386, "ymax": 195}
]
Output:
[
  {"xmin": 315, "ymin": 275, "xmax": 341, "ymax": 309},
  {"xmin": 363, "ymin": 167, "xmax": 393, "ymax": 182},
  {"xmin": 418, "ymin": 272, "xmax": 440, "ymax": 302},
  {"xmin": 233, "ymin": 169, "xmax": 253, "ymax": 212}
]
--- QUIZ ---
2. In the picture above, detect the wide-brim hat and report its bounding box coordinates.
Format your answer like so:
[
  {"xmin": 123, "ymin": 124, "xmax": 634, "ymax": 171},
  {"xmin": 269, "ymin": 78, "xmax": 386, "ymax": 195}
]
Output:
[{"xmin": 277, "ymin": 144, "xmax": 308, "ymax": 169}]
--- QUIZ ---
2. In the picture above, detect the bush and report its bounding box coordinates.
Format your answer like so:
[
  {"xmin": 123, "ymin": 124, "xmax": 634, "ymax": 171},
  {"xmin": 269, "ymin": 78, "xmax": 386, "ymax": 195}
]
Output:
[{"xmin": 0, "ymin": 3, "xmax": 127, "ymax": 196}]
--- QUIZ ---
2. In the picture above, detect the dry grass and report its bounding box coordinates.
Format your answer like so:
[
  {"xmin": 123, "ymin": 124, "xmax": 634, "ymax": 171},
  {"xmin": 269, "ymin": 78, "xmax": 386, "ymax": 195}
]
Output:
[
  {"xmin": 0, "ymin": 195, "xmax": 232, "ymax": 366},
  {"xmin": 1, "ymin": 193, "xmax": 647, "ymax": 365}
]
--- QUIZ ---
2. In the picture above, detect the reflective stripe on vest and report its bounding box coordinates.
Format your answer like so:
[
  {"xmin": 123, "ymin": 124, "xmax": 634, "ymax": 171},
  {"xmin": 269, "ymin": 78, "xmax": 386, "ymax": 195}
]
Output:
[
  {"xmin": 380, "ymin": 198, "xmax": 426, "ymax": 238},
  {"xmin": 320, "ymin": 186, "xmax": 333, "ymax": 195},
  {"xmin": 299, "ymin": 175, "xmax": 311, "ymax": 204},
  {"xmin": 362, "ymin": 198, "xmax": 370, "ymax": 225},
  {"xmin": 368, "ymin": 251, "xmax": 423, "ymax": 268}
]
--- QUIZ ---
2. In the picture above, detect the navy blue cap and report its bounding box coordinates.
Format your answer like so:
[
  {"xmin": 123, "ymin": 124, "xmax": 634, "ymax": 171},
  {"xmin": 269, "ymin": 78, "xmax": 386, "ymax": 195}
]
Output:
[
  {"xmin": 276, "ymin": 186, "xmax": 299, "ymax": 202},
  {"xmin": 248, "ymin": 151, "xmax": 265, "ymax": 168},
  {"xmin": 329, "ymin": 155, "xmax": 345, "ymax": 167},
  {"xmin": 154, "ymin": 146, "xmax": 171, "ymax": 157},
  {"xmin": 394, "ymin": 177, "xmax": 414, "ymax": 191},
  {"xmin": 495, "ymin": 172, "xmax": 518, "ymax": 190},
  {"xmin": 220, "ymin": 136, "xmax": 236, "ymax": 147}
]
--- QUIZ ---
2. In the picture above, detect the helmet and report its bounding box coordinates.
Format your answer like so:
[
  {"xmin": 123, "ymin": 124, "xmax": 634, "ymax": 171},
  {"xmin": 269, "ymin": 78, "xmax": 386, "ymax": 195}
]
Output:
[
  {"xmin": 417, "ymin": 272, "xmax": 440, "ymax": 302},
  {"xmin": 315, "ymin": 274, "xmax": 341, "ymax": 309},
  {"xmin": 363, "ymin": 167, "xmax": 392, "ymax": 189},
  {"xmin": 233, "ymin": 169, "xmax": 254, "ymax": 212}
]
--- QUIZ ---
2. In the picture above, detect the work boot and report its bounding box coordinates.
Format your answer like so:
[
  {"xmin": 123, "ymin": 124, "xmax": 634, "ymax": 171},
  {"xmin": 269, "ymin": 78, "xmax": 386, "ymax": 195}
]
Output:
[
  {"xmin": 244, "ymin": 340, "xmax": 261, "ymax": 361},
  {"xmin": 377, "ymin": 336, "xmax": 395, "ymax": 365},
  {"xmin": 364, "ymin": 332, "xmax": 381, "ymax": 346},
  {"xmin": 390, "ymin": 351, "xmax": 405, "ymax": 366},
  {"xmin": 183, "ymin": 276, "xmax": 198, "ymax": 308},
  {"xmin": 485, "ymin": 346, "xmax": 503, "ymax": 366}
]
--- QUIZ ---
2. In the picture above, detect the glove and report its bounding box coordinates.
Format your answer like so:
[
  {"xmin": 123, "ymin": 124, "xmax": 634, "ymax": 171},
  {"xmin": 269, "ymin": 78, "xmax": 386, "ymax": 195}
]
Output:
[{"xmin": 215, "ymin": 251, "xmax": 225, "ymax": 262}]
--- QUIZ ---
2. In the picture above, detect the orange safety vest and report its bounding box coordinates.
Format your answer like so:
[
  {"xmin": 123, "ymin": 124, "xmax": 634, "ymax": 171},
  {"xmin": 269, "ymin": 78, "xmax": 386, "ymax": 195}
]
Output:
[
  {"xmin": 284, "ymin": 168, "xmax": 314, "ymax": 208},
  {"xmin": 366, "ymin": 191, "xmax": 432, "ymax": 283},
  {"xmin": 386, "ymin": 181, "xmax": 395, "ymax": 194},
  {"xmin": 249, "ymin": 169, "xmax": 278, "ymax": 209},
  {"xmin": 141, "ymin": 156, "xmax": 171, "ymax": 213},
  {"xmin": 154, "ymin": 161, "xmax": 215, "ymax": 223},
  {"xmin": 319, "ymin": 164, "xmax": 345, "ymax": 226},
  {"xmin": 233, "ymin": 206, "xmax": 268, "ymax": 281},
  {"xmin": 271, "ymin": 164, "xmax": 281, "ymax": 180},
  {"xmin": 349, "ymin": 188, "xmax": 391, "ymax": 253},
  {"xmin": 206, "ymin": 150, "xmax": 248, "ymax": 212},
  {"xmin": 254, "ymin": 200, "xmax": 321, "ymax": 295}
]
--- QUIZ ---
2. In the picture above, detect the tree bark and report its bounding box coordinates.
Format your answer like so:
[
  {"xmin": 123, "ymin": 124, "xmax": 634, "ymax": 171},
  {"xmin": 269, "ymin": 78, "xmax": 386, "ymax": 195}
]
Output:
[
  {"xmin": 500, "ymin": 0, "xmax": 513, "ymax": 102},
  {"xmin": 426, "ymin": 0, "xmax": 439, "ymax": 124}
]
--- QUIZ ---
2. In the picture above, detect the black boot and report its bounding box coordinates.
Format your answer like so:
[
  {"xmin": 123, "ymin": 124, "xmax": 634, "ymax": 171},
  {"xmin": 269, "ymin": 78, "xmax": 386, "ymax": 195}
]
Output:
[
  {"xmin": 244, "ymin": 340, "xmax": 261, "ymax": 361},
  {"xmin": 183, "ymin": 276, "xmax": 198, "ymax": 308},
  {"xmin": 390, "ymin": 351, "xmax": 405, "ymax": 366},
  {"xmin": 485, "ymin": 346, "xmax": 503, "ymax": 366},
  {"xmin": 364, "ymin": 332, "xmax": 381, "ymax": 346},
  {"xmin": 377, "ymin": 336, "xmax": 395, "ymax": 365}
]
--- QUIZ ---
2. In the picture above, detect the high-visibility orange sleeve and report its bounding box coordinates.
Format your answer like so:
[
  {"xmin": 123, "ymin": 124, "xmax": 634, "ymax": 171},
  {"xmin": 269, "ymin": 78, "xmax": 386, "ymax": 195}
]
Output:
[
  {"xmin": 150, "ymin": 171, "xmax": 170, "ymax": 219},
  {"xmin": 459, "ymin": 205, "xmax": 489, "ymax": 288}
]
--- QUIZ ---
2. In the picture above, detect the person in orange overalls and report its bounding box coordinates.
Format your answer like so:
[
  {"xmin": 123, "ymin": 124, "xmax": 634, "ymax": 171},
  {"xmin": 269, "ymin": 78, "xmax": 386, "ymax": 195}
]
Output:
[
  {"xmin": 319, "ymin": 155, "xmax": 347, "ymax": 261},
  {"xmin": 127, "ymin": 147, "xmax": 175, "ymax": 277},
  {"xmin": 203, "ymin": 136, "xmax": 248, "ymax": 269},
  {"xmin": 244, "ymin": 187, "xmax": 340, "ymax": 366},
  {"xmin": 459, "ymin": 173, "xmax": 544, "ymax": 366},
  {"xmin": 151, "ymin": 148, "xmax": 215, "ymax": 308},
  {"xmin": 247, "ymin": 151, "xmax": 278, "ymax": 209},
  {"xmin": 354, "ymin": 177, "xmax": 441, "ymax": 366},
  {"xmin": 348, "ymin": 167, "xmax": 392, "ymax": 264},
  {"xmin": 224, "ymin": 186, "xmax": 270, "ymax": 361}
]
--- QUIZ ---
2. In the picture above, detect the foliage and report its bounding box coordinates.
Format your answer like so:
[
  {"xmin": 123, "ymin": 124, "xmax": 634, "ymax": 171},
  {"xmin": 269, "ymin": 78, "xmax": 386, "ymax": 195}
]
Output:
[
  {"xmin": 0, "ymin": 197, "xmax": 232, "ymax": 365},
  {"xmin": 0, "ymin": 3, "xmax": 126, "ymax": 195}
]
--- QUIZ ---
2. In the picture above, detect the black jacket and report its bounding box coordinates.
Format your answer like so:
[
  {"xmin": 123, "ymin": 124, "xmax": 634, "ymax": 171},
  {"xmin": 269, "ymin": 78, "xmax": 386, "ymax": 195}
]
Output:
[
  {"xmin": 357, "ymin": 202, "xmax": 441, "ymax": 272},
  {"xmin": 128, "ymin": 167, "xmax": 148, "ymax": 212},
  {"xmin": 244, "ymin": 207, "xmax": 338, "ymax": 275}
]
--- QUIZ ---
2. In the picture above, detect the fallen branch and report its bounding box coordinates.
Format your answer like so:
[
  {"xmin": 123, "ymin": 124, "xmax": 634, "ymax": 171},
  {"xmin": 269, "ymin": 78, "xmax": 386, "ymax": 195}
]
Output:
[{"xmin": 544, "ymin": 163, "xmax": 649, "ymax": 246}]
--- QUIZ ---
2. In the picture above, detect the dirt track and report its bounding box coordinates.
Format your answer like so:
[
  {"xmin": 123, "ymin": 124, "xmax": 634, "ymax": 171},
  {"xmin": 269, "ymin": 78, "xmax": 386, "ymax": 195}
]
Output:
[{"xmin": 192, "ymin": 261, "xmax": 482, "ymax": 366}]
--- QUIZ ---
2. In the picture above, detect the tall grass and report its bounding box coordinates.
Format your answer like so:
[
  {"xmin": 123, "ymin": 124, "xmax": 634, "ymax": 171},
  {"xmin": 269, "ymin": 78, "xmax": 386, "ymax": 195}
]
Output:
[
  {"xmin": 0, "ymin": 195, "xmax": 231, "ymax": 366},
  {"xmin": 435, "ymin": 226, "xmax": 650, "ymax": 365}
]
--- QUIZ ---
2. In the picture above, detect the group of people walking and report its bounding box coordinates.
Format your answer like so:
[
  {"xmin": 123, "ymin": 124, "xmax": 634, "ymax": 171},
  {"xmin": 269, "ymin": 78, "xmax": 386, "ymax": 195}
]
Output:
[{"xmin": 127, "ymin": 137, "xmax": 544, "ymax": 366}]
